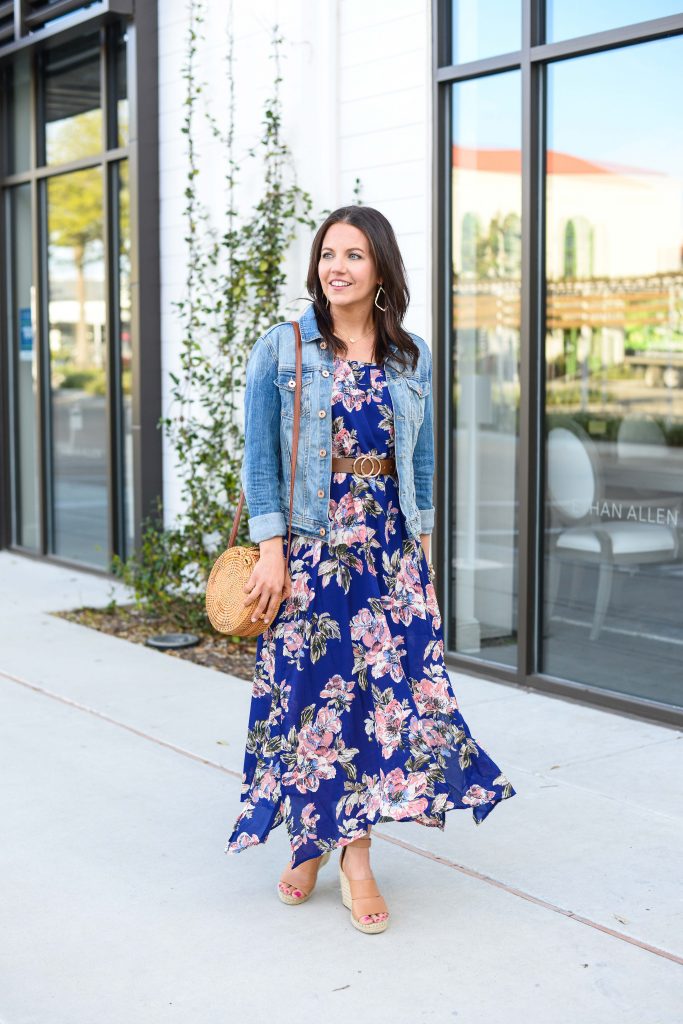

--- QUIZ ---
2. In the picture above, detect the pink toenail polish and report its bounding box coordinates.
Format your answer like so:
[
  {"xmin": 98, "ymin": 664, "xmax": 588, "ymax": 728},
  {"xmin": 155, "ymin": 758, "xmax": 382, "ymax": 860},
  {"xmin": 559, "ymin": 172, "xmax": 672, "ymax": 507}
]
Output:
[{"xmin": 293, "ymin": 890, "xmax": 303, "ymax": 898}]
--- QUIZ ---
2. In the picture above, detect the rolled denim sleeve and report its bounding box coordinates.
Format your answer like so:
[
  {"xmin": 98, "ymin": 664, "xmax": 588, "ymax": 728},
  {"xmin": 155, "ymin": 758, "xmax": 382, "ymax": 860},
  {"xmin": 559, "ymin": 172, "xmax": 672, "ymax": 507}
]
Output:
[
  {"xmin": 413, "ymin": 343, "xmax": 435, "ymax": 534},
  {"xmin": 241, "ymin": 332, "xmax": 287, "ymax": 543}
]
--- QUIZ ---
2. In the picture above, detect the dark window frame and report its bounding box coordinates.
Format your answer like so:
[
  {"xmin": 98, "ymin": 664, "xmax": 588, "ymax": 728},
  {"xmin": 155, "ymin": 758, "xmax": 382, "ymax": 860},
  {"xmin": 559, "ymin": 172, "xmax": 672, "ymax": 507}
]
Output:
[
  {"xmin": 0, "ymin": 0, "xmax": 160, "ymax": 575},
  {"xmin": 432, "ymin": 1, "xmax": 683, "ymax": 727}
]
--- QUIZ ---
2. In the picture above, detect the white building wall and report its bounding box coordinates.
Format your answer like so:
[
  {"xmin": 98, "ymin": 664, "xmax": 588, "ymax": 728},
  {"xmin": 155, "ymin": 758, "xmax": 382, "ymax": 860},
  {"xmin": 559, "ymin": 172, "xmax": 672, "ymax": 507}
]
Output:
[{"xmin": 158, "ymin": 0, "xmax": 432, "ymax": 522}]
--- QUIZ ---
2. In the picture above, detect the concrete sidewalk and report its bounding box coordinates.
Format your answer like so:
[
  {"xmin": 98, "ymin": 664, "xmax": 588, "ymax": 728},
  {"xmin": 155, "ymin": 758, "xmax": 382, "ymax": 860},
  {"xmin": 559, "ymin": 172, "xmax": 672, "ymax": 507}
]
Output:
[{"xmin": 0, "ymin": 549, "xmax": 680, "ymax": 1024}]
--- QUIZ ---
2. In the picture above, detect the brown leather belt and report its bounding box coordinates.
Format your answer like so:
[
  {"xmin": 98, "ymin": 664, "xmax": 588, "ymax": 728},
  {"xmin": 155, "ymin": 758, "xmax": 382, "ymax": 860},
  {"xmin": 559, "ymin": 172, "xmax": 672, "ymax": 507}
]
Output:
[{"xmin": 331, "ymin": 455, "xmax": 396, "ymax": 477}]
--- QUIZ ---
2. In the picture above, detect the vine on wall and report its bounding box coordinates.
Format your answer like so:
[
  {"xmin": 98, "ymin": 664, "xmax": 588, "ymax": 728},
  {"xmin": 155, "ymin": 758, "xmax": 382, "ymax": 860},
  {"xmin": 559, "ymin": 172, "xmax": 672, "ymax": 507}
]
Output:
[{"xmin": 112, "ymin": 1, "xmax": 318, "ymax": 631}]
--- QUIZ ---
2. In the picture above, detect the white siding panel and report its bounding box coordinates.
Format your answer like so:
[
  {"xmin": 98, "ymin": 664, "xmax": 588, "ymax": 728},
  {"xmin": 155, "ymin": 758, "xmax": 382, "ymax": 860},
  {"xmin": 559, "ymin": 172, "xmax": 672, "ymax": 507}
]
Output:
[
  {"xmin": 339, "ymin": 49, "xmax": 425, "ymax": 102},
  {"xmin": 340, "ymin": 86, "xmax": 425, "ymax": 138},
  {"xmin": 339, "ymin": 160, "xmax": 425, "ymax": 204},
  {"xmin": 339, "ymin": 11, "xmax": 427, "ymax": 67},
  {"xmin": 369, "ymin": 194, "xmax": 428, "ymax": 236},
  {"xmin": 339, "ymin": 0, "xmax": 424, "ymax": 32},
  {"xmin": 158, "ymin": 0, "xmax": 433, "ymax": 517},
  {"xmin": 340, "ymin": 122, "xmax": 427, "ymax": 172},
  {"xmin": 337, "ymin": 0, "xmax": 431, "ymax": 354}
]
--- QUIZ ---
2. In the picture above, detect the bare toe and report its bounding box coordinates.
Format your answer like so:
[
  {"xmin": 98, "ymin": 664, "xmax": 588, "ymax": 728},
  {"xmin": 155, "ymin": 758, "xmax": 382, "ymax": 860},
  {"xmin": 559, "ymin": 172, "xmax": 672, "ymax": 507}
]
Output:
[{"xmin": 361, "ymin": 912, "xmax": 388, "ymax": 923}]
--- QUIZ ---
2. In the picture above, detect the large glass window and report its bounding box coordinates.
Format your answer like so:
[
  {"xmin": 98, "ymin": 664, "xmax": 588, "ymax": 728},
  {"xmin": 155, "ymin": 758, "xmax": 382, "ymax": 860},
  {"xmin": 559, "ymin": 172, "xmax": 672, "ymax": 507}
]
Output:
[
  {"xmin": 1, "ymin": 20, "xmax": 136, "ymax": 571},
  {"xmin": 6, "ymin": 184, "xmax": 39, "ymax": 549},
  {"xmin": 547, "ymin": 2, "xmax": 683, "ymax": 42},
  {"xmin": 450, "ymin": 0, "xmax": 521, "ymax": 63},
  {"xmin": 450, "ymin": 71, "xmax": 522, "ymax": 667},
  {"xmin": 8, "ymin": 51, "xmax": 31, "ymax": 174},
  {"xmin": 437, "ymin": 2, "xmax": 683, "ymax": 719},
  {"xmin": 542, "ymin": 37, "xmax": 683, "ymax": 706},
  {"xmin": 116, "ymin": 159, "xmax": 133, "ymax": 557},
  {"xmin": 43, "ymin": 31, "xmax": 102, "ymax": 166},
  {"xmin": 114, "ymin": 22, "xmax": 129, "ymax": 147},
  {"xmin": 47, "ymin": 167, "xmax": 108, "ymax": 567}
]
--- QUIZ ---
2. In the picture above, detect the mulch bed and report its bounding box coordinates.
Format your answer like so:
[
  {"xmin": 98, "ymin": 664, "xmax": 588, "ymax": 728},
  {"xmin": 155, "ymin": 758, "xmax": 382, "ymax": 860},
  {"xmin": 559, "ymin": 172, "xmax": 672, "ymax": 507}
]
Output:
[{"xmin": 53, "ymin": 604, "xmax": 257, "ymax": 681}]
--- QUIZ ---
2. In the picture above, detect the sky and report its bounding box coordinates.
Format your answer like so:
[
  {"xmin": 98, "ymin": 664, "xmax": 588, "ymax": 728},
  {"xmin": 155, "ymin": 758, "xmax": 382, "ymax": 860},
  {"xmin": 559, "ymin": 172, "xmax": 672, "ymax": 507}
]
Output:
[
  {"xmin": 452, "ymin": 0, "xmax": 683, "ymax": 59},
  {"xmin": 450, "ymin": 32, "xmax": 682, "ymax": 178}
]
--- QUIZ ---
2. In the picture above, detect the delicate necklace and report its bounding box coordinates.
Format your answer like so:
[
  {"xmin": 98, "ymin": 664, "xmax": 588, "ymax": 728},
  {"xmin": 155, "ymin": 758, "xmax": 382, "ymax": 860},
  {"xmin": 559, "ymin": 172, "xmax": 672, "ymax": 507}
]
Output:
[{"xmin": 336, "ymin": 324, "xmax": 375, "ymax": 345}]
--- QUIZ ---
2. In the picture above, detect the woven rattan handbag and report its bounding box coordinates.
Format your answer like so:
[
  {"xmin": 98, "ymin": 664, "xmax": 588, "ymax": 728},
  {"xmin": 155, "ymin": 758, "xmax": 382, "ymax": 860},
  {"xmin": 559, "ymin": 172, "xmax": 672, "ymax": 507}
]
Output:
[{"xmin": 205, "ymin": 321, "xmax": 303, "ymax": 637}]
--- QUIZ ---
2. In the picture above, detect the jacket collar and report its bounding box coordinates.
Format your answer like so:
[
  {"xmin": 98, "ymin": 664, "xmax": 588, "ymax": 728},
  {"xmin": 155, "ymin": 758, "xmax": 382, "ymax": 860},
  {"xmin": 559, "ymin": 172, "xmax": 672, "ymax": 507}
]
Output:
[{"xmin": 298, "ymin": 302, "xmax": 323, "ymax": 342}]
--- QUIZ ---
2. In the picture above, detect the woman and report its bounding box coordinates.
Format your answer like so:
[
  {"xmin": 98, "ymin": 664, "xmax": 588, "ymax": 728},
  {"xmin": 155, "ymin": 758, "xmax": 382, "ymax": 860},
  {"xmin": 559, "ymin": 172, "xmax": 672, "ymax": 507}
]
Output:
[{"xmin": 226, "ymin": 205, "xmax": 516, "ymax": 934}]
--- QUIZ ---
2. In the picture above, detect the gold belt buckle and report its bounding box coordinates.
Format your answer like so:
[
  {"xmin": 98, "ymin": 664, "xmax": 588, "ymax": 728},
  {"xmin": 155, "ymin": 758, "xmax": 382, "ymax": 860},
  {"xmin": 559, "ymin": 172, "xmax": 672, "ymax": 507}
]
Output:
[{"xmin": 353, "ymin": 454, "xmax": 382, "ymax": 477}]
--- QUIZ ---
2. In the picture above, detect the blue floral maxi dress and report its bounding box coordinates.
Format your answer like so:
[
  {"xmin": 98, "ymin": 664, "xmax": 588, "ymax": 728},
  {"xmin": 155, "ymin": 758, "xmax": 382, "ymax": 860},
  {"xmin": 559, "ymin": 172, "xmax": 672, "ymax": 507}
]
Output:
[{"xmin": 226, "ymin": 356, "xmax": 516, "ymax": 868}]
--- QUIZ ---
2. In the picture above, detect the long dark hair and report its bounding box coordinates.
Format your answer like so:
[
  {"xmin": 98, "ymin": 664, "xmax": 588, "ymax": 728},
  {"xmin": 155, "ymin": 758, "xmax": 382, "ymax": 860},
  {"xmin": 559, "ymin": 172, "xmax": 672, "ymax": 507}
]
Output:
[{"xmin": 305, "ymin": 205, "xmax": 419, "ymax": 373}]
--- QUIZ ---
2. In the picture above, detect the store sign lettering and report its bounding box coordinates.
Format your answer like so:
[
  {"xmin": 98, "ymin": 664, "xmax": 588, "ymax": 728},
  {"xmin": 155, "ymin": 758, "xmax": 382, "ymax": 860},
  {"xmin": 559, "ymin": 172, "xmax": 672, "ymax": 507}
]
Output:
[{"xmin": 589, "ymin": 502, "xmax": 679, "ymax": 526}]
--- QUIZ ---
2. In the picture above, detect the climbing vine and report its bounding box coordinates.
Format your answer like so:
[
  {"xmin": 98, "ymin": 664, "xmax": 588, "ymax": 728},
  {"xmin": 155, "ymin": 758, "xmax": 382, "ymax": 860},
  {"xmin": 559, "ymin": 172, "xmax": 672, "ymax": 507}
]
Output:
[{"xmin": 112, "ymin": 1, "xmax": 318, "ymax": 630}]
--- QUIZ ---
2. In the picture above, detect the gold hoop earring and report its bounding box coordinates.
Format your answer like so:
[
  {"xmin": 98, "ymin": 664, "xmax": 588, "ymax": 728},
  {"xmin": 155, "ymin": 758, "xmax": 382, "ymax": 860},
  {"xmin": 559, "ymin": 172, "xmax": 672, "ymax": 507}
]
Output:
[{"xmin": 374, "ymin": 285, "xmax": 388, "ymax": 312}]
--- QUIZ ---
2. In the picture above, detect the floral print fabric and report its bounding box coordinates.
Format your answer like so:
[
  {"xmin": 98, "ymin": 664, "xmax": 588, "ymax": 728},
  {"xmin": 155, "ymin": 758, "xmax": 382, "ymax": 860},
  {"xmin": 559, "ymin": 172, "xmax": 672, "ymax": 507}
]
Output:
[{"xmin": 226, "ymin": 356, "xmax": 516, "ymax": 868}]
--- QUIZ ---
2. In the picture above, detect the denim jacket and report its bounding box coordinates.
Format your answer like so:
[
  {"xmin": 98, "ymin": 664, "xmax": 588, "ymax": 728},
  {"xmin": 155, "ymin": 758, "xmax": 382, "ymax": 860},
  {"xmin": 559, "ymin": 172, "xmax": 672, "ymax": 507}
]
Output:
[{"xmin": 240, "ymin": 302, "xmax": 435, "ymax": 545}]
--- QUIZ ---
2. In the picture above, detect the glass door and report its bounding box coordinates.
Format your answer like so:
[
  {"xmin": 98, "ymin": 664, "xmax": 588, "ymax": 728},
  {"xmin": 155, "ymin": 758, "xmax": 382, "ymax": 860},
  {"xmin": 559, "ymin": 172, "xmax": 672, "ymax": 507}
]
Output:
[
  {"xmin": 542, "ymin": 36, "xmax": 683, "ymax": 706},
  {"xmin": 6, "ymin": 183, "xmax": 39, "ymax": 550},
  {"xmin": 449, "ymin": 71, "xmax": 522, "ymax": 667},
  {"xmin": 46, "ymin": 166, "xmax": 108, "ymax": 567}
]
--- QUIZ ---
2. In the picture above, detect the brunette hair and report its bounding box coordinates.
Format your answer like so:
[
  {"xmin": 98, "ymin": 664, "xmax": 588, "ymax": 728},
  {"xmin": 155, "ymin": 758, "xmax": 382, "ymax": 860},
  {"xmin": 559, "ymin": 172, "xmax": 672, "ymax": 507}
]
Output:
[{"xmin": 305, "ymin": 205, "xmax": 419, "ymax": 373}]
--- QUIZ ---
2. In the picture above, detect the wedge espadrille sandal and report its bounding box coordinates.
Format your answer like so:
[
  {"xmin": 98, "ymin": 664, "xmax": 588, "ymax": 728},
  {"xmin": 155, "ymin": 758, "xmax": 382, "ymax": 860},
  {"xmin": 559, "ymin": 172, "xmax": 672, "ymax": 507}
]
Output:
[
  {"xmin": 277, "ymin": 850, "xmax": 331, "ymax": 905},
  {"xmin": 339, "ymin": 836, "xmax": 389, "ymax": 934}
]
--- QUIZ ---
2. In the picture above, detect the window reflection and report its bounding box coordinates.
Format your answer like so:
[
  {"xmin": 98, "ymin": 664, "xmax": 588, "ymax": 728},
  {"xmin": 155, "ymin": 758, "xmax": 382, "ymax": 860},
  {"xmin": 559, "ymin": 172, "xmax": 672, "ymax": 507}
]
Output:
[
  {"xmin": 547, "ymin": 1, "xmax": 683, "ymax": 42},
  {"xmin": 115, "ymin": 23, "xmax": 128, "ymax": 147},
  {"xmin": 47, "ymin": 167, "xmax": 108, "ymax": 567},
  {"xmin": 44, "ymin": 32, "xmax": 102, "ymax": 166},
  {"xmin": 450, "ymin": 72, "xmax": 522, "ymax": 666},
  {"xmin": 117, "ymin": 160, "xmax": 133, "ymax": 557},
  {"xmin": 7, "ymin": 185, "xmax": 39, "ymax": 549},
  {"xmin": 450, "ymin": 0, "xmax": 521, "ymax": 63},
  {"xmin": 543, "ymin": 38, "xmax": 683, "ymax": 706},
  {"xmin": 8, "ymin": 51, "xmax": 31, "ymax": 174}
]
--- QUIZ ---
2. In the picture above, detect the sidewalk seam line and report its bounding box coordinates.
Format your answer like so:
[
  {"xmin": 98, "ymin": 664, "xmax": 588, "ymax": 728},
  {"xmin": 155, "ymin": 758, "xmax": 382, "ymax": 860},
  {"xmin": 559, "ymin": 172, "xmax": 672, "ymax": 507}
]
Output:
[
  {"xmin": 0, "ymin": 668, "xmax": 242, "ymax": 780},
  {"xmin": 3, "ymin": 668, "xmax": 682, "ymax": 968}
]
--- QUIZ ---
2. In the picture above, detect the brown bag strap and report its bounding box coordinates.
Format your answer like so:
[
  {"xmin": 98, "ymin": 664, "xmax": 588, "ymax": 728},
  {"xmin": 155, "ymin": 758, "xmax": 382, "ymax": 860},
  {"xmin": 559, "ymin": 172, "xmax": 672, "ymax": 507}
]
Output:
[{"xmin": 229, "ymin": 320, "xmax": 303, "ymax": 571}]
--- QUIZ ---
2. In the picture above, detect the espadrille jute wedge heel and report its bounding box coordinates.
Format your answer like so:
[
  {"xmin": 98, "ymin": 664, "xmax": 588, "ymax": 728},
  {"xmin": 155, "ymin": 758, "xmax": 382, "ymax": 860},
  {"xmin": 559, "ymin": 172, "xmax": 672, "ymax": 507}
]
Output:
[
  {"xmin": 278, "ymin": 850, "xmax": 331, "ymax": 905},
  {"xmin": 339, "ymin": 836, "xmax": 389, "ymax": 934}
]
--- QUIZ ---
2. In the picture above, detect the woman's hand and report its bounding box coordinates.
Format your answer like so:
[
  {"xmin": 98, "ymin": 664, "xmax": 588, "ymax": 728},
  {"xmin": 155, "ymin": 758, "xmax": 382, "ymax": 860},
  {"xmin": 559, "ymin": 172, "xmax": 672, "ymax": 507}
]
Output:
[{"xmin": 243, "ymin": 536, "xmax": 292, "ymax": 624}]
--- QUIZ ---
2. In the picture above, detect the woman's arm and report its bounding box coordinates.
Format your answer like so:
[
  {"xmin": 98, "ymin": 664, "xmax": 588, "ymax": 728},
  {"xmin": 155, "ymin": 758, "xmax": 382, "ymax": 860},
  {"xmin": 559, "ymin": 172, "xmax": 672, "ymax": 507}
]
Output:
[
  {"xmin": 413, "ymin": 342, "xmax": 436, "ymax": 541},
  {"xmin": 241, "ymin": 332, "xmax": 287, "ymax": 543},
  {"xmin": 241, "ymin": 331, "xmax": 292, "ymax": 624}
]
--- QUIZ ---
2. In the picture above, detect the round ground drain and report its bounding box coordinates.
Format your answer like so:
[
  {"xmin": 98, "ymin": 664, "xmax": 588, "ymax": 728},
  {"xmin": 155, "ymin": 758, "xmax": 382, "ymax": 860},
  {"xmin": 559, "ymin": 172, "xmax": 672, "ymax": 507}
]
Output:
[{"xmin": 145, "ymin": 632, "xmax": 199, "ymax": 650}]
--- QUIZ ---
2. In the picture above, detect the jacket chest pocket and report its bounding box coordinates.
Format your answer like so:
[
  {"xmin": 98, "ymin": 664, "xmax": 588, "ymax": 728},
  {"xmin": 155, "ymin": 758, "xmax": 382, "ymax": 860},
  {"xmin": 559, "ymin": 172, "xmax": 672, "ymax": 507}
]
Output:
[
  {"xmin": 404, "ymin": 377, "xmax": 430, "ymax": 424},
  {"xmin": 274, "ymin": 370, "xmax": 314, "ymax": 421}
]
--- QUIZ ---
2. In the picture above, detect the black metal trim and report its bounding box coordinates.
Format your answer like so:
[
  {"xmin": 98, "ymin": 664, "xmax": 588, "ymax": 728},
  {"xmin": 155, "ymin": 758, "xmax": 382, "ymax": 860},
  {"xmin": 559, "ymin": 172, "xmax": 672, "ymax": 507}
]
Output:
[
  {"xmin": 0, "ymin": 73, "xmax": 10, "ymax": 548},
  {"xmin": 0, "ymin": 4, "xmax": 161, "ymax": 569},
  {"xmin": 432, "ymin": 0, "xmax": 683, "ymax": 725},
  {"xmin": 437, "ymin": 52, "xmax": 522, "ymax": 82},
  {"xmin": 108, "ymin": 157, "xmax": 126, "ymax": 558},
  {"xmin": 36, "ymin": 167, "xmax": 51, "ymax": 553},
  {"xmin": 437, "ymin": 12, "xmax": 683, "ymax": 79},
  {"xmin": 0, "ymin": 0, "xmax": 133, "ymax": 60},
  {"xmin": 532, "ymin": 13, "xmax": 683, "ymax": 61},
  {"xmin": 100, "ymin": 22, "xmax": 116, "ymax": 564},
  {"xmin": 517, "ymin": 0, "xmax": 545, "ymax": 679},
  {"xmin": 444, "ymin": 652, "xmax": 683, "ymax": 730},
  {"xmin": 432, "ymin": 0, "xmax": 450, "ymax": 637},
  {"xmin": 5, "ymin": 541, "xmax": 119, "ymax": 578},
  {"xmin": 126, "ymin": 4, "xmax": 162, "ymax": 547},
  {"xmin": 2, "ymin": 146, "xmax": 130, "ymax": 185}
]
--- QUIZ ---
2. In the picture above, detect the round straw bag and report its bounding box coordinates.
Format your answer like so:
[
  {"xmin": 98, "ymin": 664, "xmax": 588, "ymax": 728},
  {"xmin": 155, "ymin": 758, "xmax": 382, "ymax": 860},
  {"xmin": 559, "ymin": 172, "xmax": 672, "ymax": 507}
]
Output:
[
  {"xmin": 205, "ymin": 321, "xmax": 302, "ymax": 637},
  {"xmin": 205, "ymin": 535, "xmax": 274, "ymax": 638}
]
